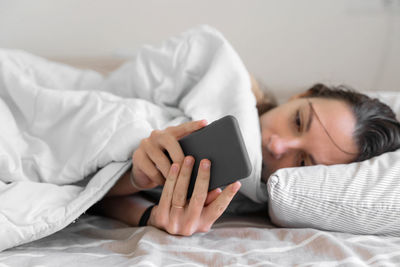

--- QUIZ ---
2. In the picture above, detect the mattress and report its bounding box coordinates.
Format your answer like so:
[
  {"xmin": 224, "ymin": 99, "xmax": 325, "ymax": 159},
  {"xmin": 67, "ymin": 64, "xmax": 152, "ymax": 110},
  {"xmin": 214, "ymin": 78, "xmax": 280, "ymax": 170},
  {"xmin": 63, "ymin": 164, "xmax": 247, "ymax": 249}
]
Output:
[{"xmin": 3, "ymin": 214, "xmax": 400, "ymax": 266}]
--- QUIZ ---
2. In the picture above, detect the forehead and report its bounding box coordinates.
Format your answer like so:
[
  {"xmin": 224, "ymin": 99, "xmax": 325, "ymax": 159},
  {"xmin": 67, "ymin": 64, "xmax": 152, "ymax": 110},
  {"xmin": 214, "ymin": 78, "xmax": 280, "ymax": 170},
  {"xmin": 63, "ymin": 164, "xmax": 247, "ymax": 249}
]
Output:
[{"xmin": 302, "ymin": 97, "xmax": 358, "ymax": 164}]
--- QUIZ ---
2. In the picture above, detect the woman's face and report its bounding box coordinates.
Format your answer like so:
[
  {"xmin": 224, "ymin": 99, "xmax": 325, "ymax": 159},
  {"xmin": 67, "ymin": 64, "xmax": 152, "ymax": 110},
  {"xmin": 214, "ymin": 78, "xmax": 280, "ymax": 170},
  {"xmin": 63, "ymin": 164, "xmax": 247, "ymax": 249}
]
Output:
[{"xmin": 259, "ymin": 96, "xmax": 358, "ymax": 182}]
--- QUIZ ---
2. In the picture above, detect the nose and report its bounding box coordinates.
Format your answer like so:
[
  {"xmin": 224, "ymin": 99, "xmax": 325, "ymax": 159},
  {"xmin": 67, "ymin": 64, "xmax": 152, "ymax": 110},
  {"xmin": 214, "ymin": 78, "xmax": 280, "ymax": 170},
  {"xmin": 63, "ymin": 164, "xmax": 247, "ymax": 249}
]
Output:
[{"xmin": 267, "ymin": 134, "xmax": 300, "ymax": 160}]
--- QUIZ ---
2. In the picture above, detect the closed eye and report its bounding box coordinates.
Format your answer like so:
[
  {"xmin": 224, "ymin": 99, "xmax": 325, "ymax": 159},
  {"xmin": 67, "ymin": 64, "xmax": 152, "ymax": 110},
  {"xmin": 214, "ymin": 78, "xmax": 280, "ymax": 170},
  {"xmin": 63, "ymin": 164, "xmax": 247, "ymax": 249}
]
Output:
[
  {"xmin": 294, "ymin": 109, "xmax": 301, "ymax": 131},
  {"xmin": 294, "ymin": 108, "xmax": 309, "ymax": 167}
]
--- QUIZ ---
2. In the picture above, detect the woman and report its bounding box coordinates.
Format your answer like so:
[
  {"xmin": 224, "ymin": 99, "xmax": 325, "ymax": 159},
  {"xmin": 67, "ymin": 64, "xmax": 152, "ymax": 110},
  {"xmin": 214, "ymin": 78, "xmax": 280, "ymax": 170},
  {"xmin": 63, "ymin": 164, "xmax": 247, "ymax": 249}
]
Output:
[{"xmin": 95, "ymin": 81, "xmax": 400, "ymax": 236}]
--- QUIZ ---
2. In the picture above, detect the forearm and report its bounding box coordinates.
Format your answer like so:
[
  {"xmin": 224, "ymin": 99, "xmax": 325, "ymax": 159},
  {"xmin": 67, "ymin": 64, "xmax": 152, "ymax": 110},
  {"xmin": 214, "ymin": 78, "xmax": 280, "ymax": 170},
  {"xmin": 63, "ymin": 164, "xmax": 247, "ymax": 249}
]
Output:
[
  {"xmin": 106, "ymin": 167, "xmax": 139, "ymax": 197},
  {"xmin": 98, "ymin": 194, "xmax": 155, "ymax": 226}
]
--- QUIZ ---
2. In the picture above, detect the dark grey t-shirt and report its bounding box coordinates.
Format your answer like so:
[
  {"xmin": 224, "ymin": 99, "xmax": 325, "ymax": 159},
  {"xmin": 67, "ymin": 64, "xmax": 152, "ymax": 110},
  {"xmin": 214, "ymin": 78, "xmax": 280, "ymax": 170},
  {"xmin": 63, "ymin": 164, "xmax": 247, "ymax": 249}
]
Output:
[{"xmin": 141, "ymin": 186, "xmax": 267, "ymax": 217}]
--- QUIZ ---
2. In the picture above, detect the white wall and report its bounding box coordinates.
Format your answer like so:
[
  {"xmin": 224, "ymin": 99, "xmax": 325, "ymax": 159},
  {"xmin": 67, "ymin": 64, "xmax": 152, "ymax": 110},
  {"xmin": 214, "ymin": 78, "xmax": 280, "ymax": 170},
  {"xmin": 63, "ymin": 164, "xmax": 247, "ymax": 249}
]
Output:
[{"xmin": 0, "ymin": 0, "xmax": 399, "ymax": 100}]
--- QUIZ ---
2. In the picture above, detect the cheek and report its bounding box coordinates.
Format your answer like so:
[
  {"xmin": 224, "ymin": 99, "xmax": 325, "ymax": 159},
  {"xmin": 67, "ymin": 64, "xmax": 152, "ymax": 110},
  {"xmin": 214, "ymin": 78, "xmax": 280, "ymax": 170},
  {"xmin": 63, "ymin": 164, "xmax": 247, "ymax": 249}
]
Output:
[{"xmin": 260, "ymin": 110, "xmax": 284, "ymax": 139}]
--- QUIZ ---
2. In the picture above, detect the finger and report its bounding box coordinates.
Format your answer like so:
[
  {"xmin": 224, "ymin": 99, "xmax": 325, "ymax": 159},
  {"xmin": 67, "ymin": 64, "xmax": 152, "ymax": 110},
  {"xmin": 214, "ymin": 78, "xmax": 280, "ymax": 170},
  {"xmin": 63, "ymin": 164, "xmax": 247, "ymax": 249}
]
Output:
[
  {"xmin": 132, "ymin": 165, "xmax": 158, "ymax": 189},
  {"xmin": 144, "ymin": 139, "xmax": 173, "ymax": 178},
  {"xmin": 158, "ymin": 134, "xmax": 185, "ymax": 165},
  {"xmin": 203, "ymin": 181, "xmax": 241, "ymax": 224},
  {"xmin": 158, "ymin": 163, "xmax": 180, "ymax": 220},
  {"xmin": 137, "ymin": 149, "xmax": 165, "ymax": 186},
  {"xmin": 168, "ymin": 120, "xmax": 208, "ymax": 140},
  {"xmin": 205, "ymin": 188, "xmax": 222, "ymax": 206},
  {"xmin": 171, "ymin": 156, "xmax": 194, "ymax": 208},
  {"xmin": 187, "ymin": 159, "xmax": 211, "ymax": 220}
]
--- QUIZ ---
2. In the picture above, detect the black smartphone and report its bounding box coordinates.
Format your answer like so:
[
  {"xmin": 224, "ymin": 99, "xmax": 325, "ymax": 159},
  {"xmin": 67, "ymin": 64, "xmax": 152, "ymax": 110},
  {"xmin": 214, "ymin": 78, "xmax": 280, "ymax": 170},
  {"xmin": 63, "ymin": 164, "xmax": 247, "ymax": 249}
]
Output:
[{"xmin": 176, "ymin": 115, "xmax": 252, "ymax": 198}]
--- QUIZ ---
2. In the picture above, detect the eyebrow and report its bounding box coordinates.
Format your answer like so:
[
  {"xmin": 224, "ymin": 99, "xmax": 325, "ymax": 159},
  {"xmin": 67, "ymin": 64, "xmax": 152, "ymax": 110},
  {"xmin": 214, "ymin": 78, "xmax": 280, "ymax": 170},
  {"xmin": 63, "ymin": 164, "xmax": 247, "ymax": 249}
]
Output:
[
  {"xmin": 305, "ymin": 101, "xmax": 314, "ymax": 133},
  {"xmin": 305, "ymin": 100, "xmax": 317, "ymax": 165}
]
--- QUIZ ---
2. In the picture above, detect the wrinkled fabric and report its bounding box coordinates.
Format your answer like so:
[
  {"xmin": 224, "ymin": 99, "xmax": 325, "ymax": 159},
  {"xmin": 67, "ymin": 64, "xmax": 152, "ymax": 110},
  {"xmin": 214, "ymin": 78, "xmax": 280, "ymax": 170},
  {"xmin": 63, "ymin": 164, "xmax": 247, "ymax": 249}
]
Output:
[{"xmin": 0, "ymin": 25, "xmax": 266, "ymax": 251}]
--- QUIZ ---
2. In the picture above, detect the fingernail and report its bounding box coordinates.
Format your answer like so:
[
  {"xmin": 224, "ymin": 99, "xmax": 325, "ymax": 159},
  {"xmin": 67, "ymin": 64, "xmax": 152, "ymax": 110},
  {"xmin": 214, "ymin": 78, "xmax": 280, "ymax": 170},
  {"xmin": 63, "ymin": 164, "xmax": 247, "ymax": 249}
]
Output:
[
  {"xmin": 231, "ymin": 181, "xmax": 241, "ymax": 192},
  {"xmin": 202, "ymin": 160, "xmax": 210, "ymax": 170},
  {"xmin": 185, "ymin": 156, "xmax": 193, "ymax": 165},
  {"xmin": 200, "ymin": 119, "xmax": 208, "ymax": 126},
  {"xmin": 171, "ymin": 164, "xmax": 179, "ymax": 173}
]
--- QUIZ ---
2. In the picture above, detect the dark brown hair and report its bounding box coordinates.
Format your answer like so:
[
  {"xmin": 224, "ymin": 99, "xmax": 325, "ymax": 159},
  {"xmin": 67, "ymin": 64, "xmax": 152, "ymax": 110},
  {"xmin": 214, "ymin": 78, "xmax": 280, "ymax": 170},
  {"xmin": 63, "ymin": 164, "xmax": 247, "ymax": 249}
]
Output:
[{"xmin": 302, "ymin": 83, "xmax": 400, "ymax": 162}]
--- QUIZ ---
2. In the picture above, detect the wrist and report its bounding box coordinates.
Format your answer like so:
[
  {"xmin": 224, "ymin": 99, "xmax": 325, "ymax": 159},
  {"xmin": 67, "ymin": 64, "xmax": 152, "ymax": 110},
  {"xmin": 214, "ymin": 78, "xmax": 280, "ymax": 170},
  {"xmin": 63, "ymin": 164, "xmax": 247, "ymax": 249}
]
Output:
[
  {"xmin": 129, "ymin": 167, "xmax": 147, "ymax": 191},
  {"xmin": 105, "ymin": 167, "xmax": 140, "ymax": 197},
  {"xmin": 139, "ymin": 204, "xmax": 156, "ymax": 226},
  {"xmin": 146, "ymin": 205, "xmax": 158, "ymax": 227}
]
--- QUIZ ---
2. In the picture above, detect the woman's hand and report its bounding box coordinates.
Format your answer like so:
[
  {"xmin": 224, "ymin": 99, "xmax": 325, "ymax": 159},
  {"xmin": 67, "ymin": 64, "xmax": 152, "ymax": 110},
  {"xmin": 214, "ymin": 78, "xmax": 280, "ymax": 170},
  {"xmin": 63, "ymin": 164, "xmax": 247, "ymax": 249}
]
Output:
[
  {"xmin": 131, "ymin": 120, "xmax": 208, "ymax": 190},
  {"xmin": 132, "ymin": 120, "xmax": 207, "ymax": 189},
  {"xmin": 147, "ymin": 156, "xmax": 241, "ymax": 236}
]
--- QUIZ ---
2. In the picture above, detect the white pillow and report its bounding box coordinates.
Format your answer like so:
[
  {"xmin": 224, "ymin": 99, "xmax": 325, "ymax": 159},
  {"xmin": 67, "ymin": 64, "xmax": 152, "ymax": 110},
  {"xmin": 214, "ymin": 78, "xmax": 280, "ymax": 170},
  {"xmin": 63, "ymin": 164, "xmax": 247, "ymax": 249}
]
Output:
[{"xmin": 267, "ymin": 91, "xmax": 400, "ymax": 235}]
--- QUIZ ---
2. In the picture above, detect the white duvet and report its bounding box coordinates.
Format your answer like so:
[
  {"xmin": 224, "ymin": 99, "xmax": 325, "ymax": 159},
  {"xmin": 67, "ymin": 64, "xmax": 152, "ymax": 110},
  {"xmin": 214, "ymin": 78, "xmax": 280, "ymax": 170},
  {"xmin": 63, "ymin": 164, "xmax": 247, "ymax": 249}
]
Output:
[{"xmin": 0, "ymin": 25, "xmax": 267, "ymax": 251}]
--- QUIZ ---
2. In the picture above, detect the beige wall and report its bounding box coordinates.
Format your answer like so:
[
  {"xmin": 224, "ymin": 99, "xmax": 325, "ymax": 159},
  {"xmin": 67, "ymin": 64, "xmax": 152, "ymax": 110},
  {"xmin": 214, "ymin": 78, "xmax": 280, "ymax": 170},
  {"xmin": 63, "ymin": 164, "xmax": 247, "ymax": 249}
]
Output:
[{"xmin": 0, "ymin": 0, "xmax": 399, "ymax": 100}]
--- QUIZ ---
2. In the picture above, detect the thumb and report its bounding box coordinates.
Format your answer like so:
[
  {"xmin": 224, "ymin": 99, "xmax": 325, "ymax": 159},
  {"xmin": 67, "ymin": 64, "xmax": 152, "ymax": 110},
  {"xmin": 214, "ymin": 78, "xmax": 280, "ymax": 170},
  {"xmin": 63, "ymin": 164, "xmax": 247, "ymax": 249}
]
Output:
[
  {"xmin": 205, "ymin": 188, "xmax": 222, "ymax": 205},
  {"xmin": 173, "ymin": 119, "xmax": 208, "ymax": 139}
]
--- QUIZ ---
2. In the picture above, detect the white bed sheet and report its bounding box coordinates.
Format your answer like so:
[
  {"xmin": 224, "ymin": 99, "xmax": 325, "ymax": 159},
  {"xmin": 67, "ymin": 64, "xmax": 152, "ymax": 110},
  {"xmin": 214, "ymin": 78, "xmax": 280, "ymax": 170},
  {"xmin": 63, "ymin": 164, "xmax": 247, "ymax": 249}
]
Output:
[{"xmin": 3, "ymin": 214, "xmax": 400, "ymax": 266}]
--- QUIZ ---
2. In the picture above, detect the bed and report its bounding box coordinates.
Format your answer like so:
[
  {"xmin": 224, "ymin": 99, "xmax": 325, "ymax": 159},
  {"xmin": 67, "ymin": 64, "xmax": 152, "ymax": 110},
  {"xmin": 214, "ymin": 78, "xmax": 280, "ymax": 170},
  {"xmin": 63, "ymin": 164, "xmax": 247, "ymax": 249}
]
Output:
[
  {"xmin": 3, "ymin": 212, "xmax": 400, "ymax": 266},
  {"xmin": 1, "ymin": 26, "xmax": 400, "ymax": 265}
]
